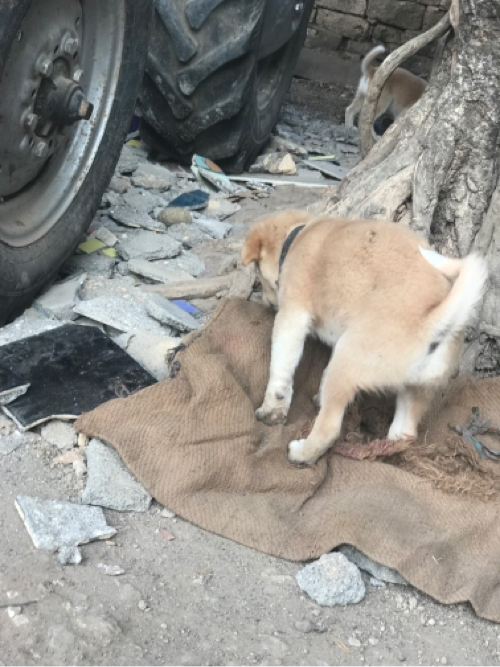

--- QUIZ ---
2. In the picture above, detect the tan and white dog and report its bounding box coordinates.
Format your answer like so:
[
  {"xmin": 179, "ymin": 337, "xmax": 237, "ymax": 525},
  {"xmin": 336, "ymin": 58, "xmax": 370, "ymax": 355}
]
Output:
[
  {"xmin": 345, "ymin": 45, "xmax": 427, "ymax": 130},
  {"xmin": 241, "ymin": 211, "xmax": 488, "ymax": 465}
]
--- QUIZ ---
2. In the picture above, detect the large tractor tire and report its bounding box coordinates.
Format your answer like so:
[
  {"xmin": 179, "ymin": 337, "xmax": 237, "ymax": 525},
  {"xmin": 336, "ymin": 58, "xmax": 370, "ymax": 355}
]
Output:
[
  {"xmin": 0, "ymin": 0, "xmax": 151, "ymax": 324},
  {"xmin": 139, "ymin": 0, "xmax": 314, "ymax": 173}
]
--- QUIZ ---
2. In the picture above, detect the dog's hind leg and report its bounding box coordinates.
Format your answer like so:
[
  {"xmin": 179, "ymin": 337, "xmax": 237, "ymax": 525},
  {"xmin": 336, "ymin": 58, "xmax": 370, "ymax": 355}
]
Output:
[
  {"xmin": 288, "ymin": 336, "xmax": 358, "ymax": 465},
  {"xmin": 388, "ymin": 386, "xmax": 431, "ymax": 441},
  {"xmin": 256, "ymin": 308, "xmax": 312, "ymax": 425}
]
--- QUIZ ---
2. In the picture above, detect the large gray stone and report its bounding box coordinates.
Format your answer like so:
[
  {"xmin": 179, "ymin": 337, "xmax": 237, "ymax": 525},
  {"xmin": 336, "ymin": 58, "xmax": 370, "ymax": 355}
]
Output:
[
  {"xmin": 296, "ymin": 553, "xmax": 365, "ymax": 606},
  {"xmin": 131, "ymin": 163, "xmax": 175, "ymax": 192},
  {"xmin": 128, "ymin": 259, "xmax": 194, "ymax": 284},
  {"xmin": 116, "ymin": 230, "xmax": 181, "ymax": 261},
  {"xmin": 15, "ymin": 496, "xmax": 116, "ymax": 550},
  {"xmin": 73, "ymin": 296, "xmax": 168, "ymax": 335},
  {"xmin": 41, "ymin": 420, "xmax": 78, "ymax": 450},
  {"xmin": 338, "ymin": 545, "xmax": 408, "ymax": 585},
  {"xmin": 34, "ymin": 275, "xmax": 85, "ymax": 321},
  {"xmin": 108, "ymin": 206, "xmax": 164, "ymax": 232},
  {"xmin": 146, "ymin": 294, "xmax": 201, "ymax": 333},
  {"xmin": 157, "ymin": 207, "xmax": 193, "ymax": 226},
  {"xmin": 167, "ymin": 223, "xmax": 211, "ymax": 248},
  {"xmin": 192, "ymin": 216, "xmax": 233, "ymax": 239},
  {"xmin": 163, "ymin": 251, "xmax": 205, "ymax": 277},
  {"xmin": 81, "ymin": 439, "xmax": 152, "ymax": 512}
]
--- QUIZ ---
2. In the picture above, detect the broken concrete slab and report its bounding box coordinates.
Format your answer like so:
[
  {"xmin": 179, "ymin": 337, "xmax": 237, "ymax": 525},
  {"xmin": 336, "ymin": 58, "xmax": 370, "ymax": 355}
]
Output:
[
  {"xmin": 81, "ymin": 439, "xmax": 152, "ymax": 512},
  {"xmin": 33, "ymin": 275, "xmax": 85, "ymax": 321},
  {"xmin": 108, "ymin": 206, "xmax": 164, "ymax": 232},
  {"xmin": 164, "ymin": 251, "xmax": 205, "ymax": 278},
  {"xmin": 40, "ymin": 420, "xmax": 78, "ymax": 450},
  {"xmin": 338, "ymin": 545, "xmax": 409, "ymax": 586},
  {"xmin": 131, "ymin": 163, "xmax": 175, "ymax": 192},
  {"xmin": 116, "ymin": 230, "xmax": 181, "ymax": 262},
  {"xmin": 128, "ymin": 259, "xmax": 195, "ymax": 284},
  {"xmin": 63, "ymin": 252, "xmax": 116, "ymax": 279},
  {"xmin": 146, "ymin": 294, "xmax": 201, "ymax": 333},
  {"xmin": 122, "ymin": 189, "xmax": 167, "ymax": 215},
  {"xmin": 142, "ymin": 275, "xmax": 232, "ymax": 300},
  {"xmin": 113, "ymin": 330, "xmax": 180, "ymax": 381},
  {"xmin": 15, "ymin": 495, "xmax": 116, "ymax": 550},
  {"xmin": 302, "ymin": 160, "xmax": 348, "ymax": 181},
  {"xmin": 206, "ymin": 198, "xmax": 241, "ymax": 220},
  {"xmin": 93, "ymin": 227, "xmax": 118, "ymax": 247},
  {"xmin": 0, "ymin": 431, "xmax": 36, "ymax": 456},
  {"xmin": 167, "ymin": 223, "xmax": 212, "ymax": 248},
  {"xmin": 0, "ymin": 318, "xmax": 63, "ymax": 347},
  {"xmin": 74, "ymin": 296, "xmax": 169, "ymax": 335},
  {"xmin": 192, "ymin": 216, "xmax": 232, "ymax": 240},
  {"xmin": 78, "ymin": 276, "xmax": 149, "ymax": 307}
]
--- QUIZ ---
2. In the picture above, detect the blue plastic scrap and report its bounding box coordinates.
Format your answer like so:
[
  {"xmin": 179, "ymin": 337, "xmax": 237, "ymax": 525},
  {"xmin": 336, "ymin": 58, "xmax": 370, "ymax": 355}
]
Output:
[{"xmin": 172, "ymin": 299, "xmax": 199, "ymax": 314}]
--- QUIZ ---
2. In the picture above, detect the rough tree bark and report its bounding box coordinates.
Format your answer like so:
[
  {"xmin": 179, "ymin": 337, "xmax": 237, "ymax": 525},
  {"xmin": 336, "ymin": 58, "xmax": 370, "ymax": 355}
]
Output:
[{"xmin": 317, "ymin": 0, "xmax": 500, "ymax": 375}]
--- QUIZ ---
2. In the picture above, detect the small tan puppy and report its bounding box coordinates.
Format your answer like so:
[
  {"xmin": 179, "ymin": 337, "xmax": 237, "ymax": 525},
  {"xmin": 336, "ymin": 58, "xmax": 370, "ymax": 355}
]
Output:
[
  {"xmin": 345, "ymin": 45, "xmax": 427, "ymax": 130},
  {"xmin": 241, "ymin": 211, "xmax": 488, "ymax": 466}
]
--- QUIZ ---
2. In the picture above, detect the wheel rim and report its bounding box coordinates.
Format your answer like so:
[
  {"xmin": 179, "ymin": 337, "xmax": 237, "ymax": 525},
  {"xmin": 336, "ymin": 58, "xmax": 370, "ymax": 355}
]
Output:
[{"xmin": 0, "ymin": 0, "xmax": 125, "ymax": 247}]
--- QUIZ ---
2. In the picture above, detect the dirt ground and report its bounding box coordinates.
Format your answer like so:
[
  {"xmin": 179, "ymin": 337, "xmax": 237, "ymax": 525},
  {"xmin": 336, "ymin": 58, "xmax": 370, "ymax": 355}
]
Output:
[{"xmin": 1, "ymin": 79, "xmax": 500, "ymax": 667}]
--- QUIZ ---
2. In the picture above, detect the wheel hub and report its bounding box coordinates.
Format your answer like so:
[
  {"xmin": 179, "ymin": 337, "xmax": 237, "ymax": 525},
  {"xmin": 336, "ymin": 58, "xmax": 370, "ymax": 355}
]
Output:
[{"xmin": 0, "ymin": 0, "xmax": 92, "ymax": 198}]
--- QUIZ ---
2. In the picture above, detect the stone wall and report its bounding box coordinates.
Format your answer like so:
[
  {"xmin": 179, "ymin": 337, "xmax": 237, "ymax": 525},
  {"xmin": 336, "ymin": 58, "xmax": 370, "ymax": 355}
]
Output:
[{"xmin": 306, "ymin": 0, "xmax": 451, "ymax": 77}]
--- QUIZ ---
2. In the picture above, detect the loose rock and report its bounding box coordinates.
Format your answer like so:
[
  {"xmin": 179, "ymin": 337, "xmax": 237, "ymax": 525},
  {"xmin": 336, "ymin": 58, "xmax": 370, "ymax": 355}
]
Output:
[
  {"xmin": 58, "ymin": 546, "xmax": 83, "ymax": 565},
  {"xmin": 41, "ymin": 420, "xmax": 78, "ymax": 450},
  {"xmin": 157, "ymin": 207, "xmax": 193, "ymax": 227},
  {"xmin": 74, "ymin": 296, "xmax": 168, "ymax": 335},
  {"xmin": 128, "ymin": 259, "xmax": 195, "ymax": 285},
  {"xmin": 116, "ymin": 230, "xmax": 181, "ymax": 261},
  {"xmin": 34, "ymin": 275, "xmax": 85, "ymax": 321},
  {"xmin": 81, "ymin": 439, "xmax": 152, "ymax": 512},
  {"xmin": 296, "ymin": 553, "xmax": 365, "ymax": 606},
  {"xmin": 146, "ymin": 294, "xmax": 201, "ymax": 333},
  {"xmin": 338, "ymin": 545, "xmax": 408, "ymax": 586}
]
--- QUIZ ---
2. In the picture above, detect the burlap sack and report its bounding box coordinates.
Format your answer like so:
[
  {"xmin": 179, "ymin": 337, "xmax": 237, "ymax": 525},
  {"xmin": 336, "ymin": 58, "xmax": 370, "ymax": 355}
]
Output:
[{"xmin": 76, "ymin": 299, "xmax": 500, "ymax": 623}]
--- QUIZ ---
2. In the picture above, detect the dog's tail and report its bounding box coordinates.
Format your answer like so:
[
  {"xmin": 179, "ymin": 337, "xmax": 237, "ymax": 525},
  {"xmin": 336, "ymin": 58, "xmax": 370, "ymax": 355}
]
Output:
[
  {"xmin": 361, "ymin": 45, "xmax": 386, "ymax": 78},
  {"xmin": 420, "ymin": 246, "xmax": 488, "ymax": 349}
]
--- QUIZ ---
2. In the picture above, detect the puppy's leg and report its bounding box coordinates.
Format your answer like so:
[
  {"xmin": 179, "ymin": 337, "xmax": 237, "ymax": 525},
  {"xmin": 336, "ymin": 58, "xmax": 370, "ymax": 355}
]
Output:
[
  {"xmin": 345, "ymin": 92, "xmax": 363, "ymax": 128},
  {"xmin": 388, "ymin": 386, "xmax": 431, "ymax": 440},
  {"xmin": 288, "ymin": 338, "xmax": 357, "ymax": 465},
  {"xmin": 256, "ymin": 308, "xmax": 311, "ymax": 425}
]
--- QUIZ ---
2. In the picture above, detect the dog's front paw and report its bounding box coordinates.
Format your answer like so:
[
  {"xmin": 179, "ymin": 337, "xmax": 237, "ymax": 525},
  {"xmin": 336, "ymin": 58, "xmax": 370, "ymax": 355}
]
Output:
[
  {"xmin": 288, "ymin": 439, "xmax": 316, "ymax": 466},
  {"xmin": 255, "ymin": 404, "xmax": 288, "ymax": 425}
]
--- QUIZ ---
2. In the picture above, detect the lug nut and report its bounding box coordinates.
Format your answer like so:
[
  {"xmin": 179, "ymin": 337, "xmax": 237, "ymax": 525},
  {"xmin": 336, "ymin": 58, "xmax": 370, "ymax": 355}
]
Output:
[
  {"xmin": 72, "ymin": 68, "xmax": 84, "ymax": 83},
  {"xmin": 33, "ymin": 141, "xmax": 49, "ymax": 158},
  {"xmin": 38, "ymin": 58, "xmax": 53, "ymax": 77},
  {"xmin": 24, "ymin": 112, "xmax": 39, "ymax": 132},
  {"xmin": 63, "ymin": 37, "xmax": 78, "ymax": 55}
]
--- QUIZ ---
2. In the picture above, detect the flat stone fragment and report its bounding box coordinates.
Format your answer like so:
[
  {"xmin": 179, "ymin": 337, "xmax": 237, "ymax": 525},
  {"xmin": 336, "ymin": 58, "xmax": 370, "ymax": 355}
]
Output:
[
  {"xmin": 15, "ymin": 495, "xmax": 116, "ymax": 550},
  {"xmin": 34, "ymin": 275, "xmax": 85, "ymax": 321},
  {"xmin": 64, "ymin": 253, "xmax": 116, "ymax": 279},
  {"xmin": 93, "ymin": 227, "xmax": 118, "ymax": 247},
  {"xmin": 109, "ymin": 176, "xmax": 129, "ymax": 194},
  {"xmin": 167, "ymin": 223, "xmax": 211, "ymax": 248},
  {"xmin": 116, "ymin": 230, "xmax": 181, "ymax": 261},
  {"xmin": 302, "ymin": 160, "xmax": 348, "ymax": 181},
  {"xmin": 81, "ymin": 439, "xmax": 152, "ymax": 512},
  {"xmin": 122, "ymin": 189, "xmax": 167, "ymax": 214},
  {"xmin": 108, "ymin": 206, "xmax": 164, "ymax": 232},
  {"xmin": 163, "ymin": 251, "xmax": 205, "ymax": 277},
  {"xmin": 146, "ymin": 294, "xmax": 201, "ymax": 333},
  {"xmin": 0, "ymin": 318, "xmax": 63, "ymax": 347},
  {"xmin": 296, "ymin": 553, "xmax": 365, "ymax": 606},
  {"xmin": 128, "ymin": 259, "xmax": 194, "ymax": 284},
  {"xmin": 74, "ymin": 296, "xmax": 167, "ymax": 335},
  {"xmin": 338, "ymin": 545, "xmax": 408, "ymax": 586},
  {"xmin": 192, "ymin": 216, "xmax": 232, "ymax": 239},
  {"xmin": 131, "ymin": 163, "xmax": 174, "ymax": 191}
]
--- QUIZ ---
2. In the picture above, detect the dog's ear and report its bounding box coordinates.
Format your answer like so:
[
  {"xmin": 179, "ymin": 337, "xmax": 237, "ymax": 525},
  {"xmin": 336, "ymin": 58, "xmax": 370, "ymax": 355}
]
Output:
[{"xmin": 241, "ymin": 230, "xmax": 262, "ymax": 266}]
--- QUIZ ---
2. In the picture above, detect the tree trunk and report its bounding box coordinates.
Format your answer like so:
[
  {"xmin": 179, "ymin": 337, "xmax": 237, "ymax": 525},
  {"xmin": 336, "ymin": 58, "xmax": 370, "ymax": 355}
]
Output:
[{"xmin": 317, "ymin": 0, "xmax": 500, "ymax": 375}]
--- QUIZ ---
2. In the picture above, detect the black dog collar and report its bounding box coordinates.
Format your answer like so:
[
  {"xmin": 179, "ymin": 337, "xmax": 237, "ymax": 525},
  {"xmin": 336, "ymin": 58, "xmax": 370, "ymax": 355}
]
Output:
[{"xmin": 278, "ymin": 224, "xmax": 306, "ymax": 273}]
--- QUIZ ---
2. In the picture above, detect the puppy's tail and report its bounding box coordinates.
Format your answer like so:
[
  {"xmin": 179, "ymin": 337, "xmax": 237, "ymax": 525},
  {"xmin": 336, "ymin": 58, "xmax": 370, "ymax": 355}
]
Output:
[
  {"xmin": 420, "ymin": 246, "xmax": 488, "ymax": 344},
  {"xmin": 361, "ymin": 45, "xmax": 386, "ymax": 78}
]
